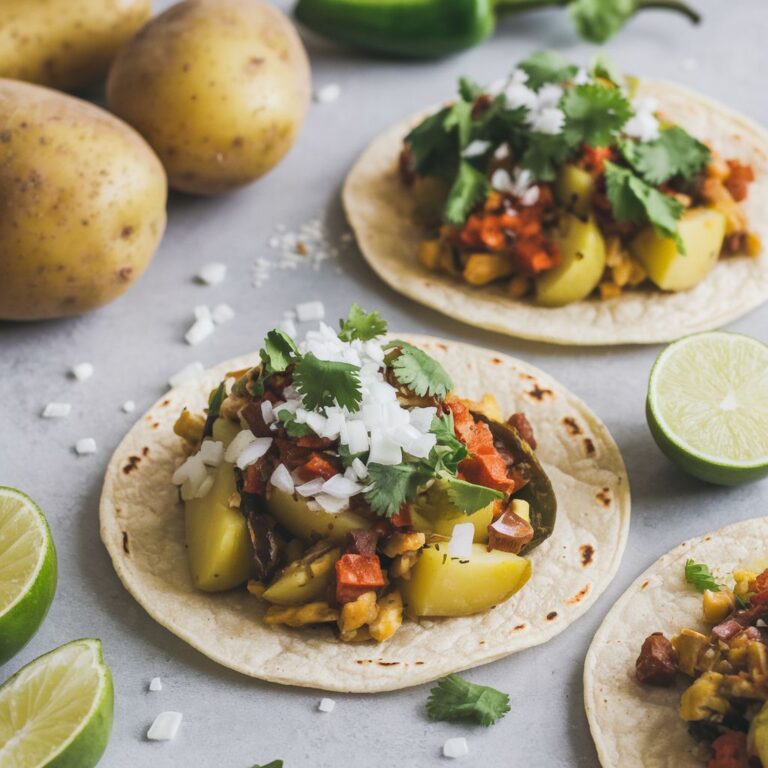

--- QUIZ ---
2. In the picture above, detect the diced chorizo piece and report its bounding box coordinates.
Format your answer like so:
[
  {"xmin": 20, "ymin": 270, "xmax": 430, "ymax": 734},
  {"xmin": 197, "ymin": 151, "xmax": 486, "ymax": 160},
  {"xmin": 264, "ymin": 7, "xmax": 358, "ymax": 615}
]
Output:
[
  {"xmin": 488, "ymin": 509, "xmax": 534, "ymax": 554},
  {"xmin": 335, "ymin": 554, "xmax": 386, "ymax": 604},
  {"xmin": 346, "ymin": 529, "xmax": 380, "ymax": 557},
  {"xmin": 507, "ymin": 412, "xmax": 537, "ymax": 449},
  {"xmin": 241, "ymin": 401, "xmax": 272, "ymax": 438},
  {"xmin": 636, "ymin": 633, "xmax": 678, "ymax": 686}
]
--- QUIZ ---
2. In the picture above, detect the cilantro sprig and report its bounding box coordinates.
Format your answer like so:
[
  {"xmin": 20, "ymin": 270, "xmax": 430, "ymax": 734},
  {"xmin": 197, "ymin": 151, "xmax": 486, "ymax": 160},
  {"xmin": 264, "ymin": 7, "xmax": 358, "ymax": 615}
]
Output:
[
  {"xmin": 619, "ymin": 126, "xmax": 710, "ymax": 185},
  {"xmin": 426, "ymin": 674, "xmax": 511, "ymax": 727},
  {"xmin": 338, "ymin": 303, "xmax": 387, "ymax": 342},
  {"xmin": 384, "ymin": 340, "xmax": 453, "ymax": 398},
  {"xmin": 684, "ymin": 559, "xmax": 721, "ymax": 593},
  {"xmin": 293, "ymin": 353, "xmax": 362, "ymax": 413}
]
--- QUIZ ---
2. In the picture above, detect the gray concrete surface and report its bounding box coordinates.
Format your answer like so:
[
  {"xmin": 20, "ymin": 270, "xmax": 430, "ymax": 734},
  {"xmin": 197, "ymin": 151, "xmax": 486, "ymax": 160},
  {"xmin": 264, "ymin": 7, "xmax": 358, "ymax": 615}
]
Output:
[{"xmin": 1, "ymin": 1, "xmax": 766, "ymax": 765}]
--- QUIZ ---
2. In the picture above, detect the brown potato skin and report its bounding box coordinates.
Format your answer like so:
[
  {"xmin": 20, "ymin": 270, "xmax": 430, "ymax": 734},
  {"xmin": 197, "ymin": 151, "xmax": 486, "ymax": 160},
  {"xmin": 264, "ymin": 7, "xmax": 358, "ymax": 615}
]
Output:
[
  {"xmin": 0, "ymin": 0, "xmax": 151, "ymax": 92},
  {"xmin": 106, "ymin": 0, "xmax": 311, "ymax": 195},
  {"xmin": 0, "ymin": 80, "xmax": 167, "ymax": 321}
]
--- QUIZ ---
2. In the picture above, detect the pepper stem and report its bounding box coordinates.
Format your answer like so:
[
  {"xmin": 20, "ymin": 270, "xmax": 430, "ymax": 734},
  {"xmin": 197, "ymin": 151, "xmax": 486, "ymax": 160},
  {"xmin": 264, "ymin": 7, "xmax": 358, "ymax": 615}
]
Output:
[
  {"xmin": 493, "ymin": 0, "xmax": 701, "ymax": 24},
  {"xmin": 634, "ymin": 0, "xmax": 701, "ymax": 23}
]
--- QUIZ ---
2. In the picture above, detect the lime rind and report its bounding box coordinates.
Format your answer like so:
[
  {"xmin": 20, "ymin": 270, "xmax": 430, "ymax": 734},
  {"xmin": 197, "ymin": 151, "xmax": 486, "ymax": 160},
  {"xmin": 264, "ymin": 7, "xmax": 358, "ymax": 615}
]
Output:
[
  {"xmin": 647, "ymin": 332, "xmax": 768, "ymax": 485},
  {"xmin": 0, "ymin": 487, "xmax": 57, "ymax": 665},
  {"xmin": 0, "ymin": 639, "xmax": 113, "ymax": 768}
]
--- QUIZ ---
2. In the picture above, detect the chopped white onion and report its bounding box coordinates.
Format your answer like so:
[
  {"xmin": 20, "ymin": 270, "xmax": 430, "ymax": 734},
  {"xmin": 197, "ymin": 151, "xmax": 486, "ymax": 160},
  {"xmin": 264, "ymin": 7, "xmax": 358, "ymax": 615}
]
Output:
[
  {"xmin": 185, "ymin": 314, "xmax": 215, "ymax": 346},
  {"xmin": 447, "ymin": 523, "xmax": 474, "ymax": 559},
  {"xmin": 71, "ymin": 362, "xmax": 94, "ymax": 381},
  {"xmin": 350, "ymin": 458, "xmax": 368, "ymax": 480},
  {"xmin": 409, "ymin": 407, "xmax": 436, "ymax": 433},
  {"xmin": 296, "ymin": 300, "xmax": 325, "ymax": 322},
  {"xmin": 194, "ymin": 305, "xmax": 211, "ymax": 322},
  {"xmin": 149, "ymin": 677, "xmax": 163, "ymax": 692},
  {"xmin": 194, "ymin": 473, "xmax": 215, "ymax": 499},
  {"xmin": 74, "ymin": 437, "xmax": 97, "ymax": 456},
  {"xmin": 305, "ymin": 411, "xmax": 327, "ymax": 435},
  {"xmin": 314, "ymin": 83, "xmax": 341, "ymax": 104},
  {"xmin": 368, "ymin": 428, "xmax": 401, "ymax": 466},
  {"xmin": 260, "ymin": 400, "xmax": 276, "ymax": 424},
  {"xmin": 211, "ymin": 303, "xmax": 235, "ymax": 324},
  {"xmin": 197, "ymin": 261, "xmax": 227, "ymax": 285},
  {"xmin": 122, "ymin": 400, "xmax": 136, "ymax": 413},
  {"xmin": 235, "ymin": 437, "xmax": 273, "ymax": 470},
  {"xmin": 296, "ymin": 478, "xmax": 325, "ymax": 497},
  {"xmin": 147, "ymin": 711, "xmax": 183, "ymax": 741},
  {"xmin": 314, "ymin": 493, "xmax": 349, "ymax": 514},
  {"xmin": 198, "ymin": 440, "xmax": 224, "ymax": 467},
  {"xmin": 317, "ymin": 697, "xmax": 336, "ymax": 712},
  {"xmin": 270, "ymin": 463, "xmax": 295, "ymax": 494},
  {"xmin": 224, "ymin": 430, "xmax": 257, "ymax": 463},
  {"xmin": 443, "ymin": 737, "xmax": 469, "ymax": 759},
  {"xmin": 345, "ymin": 420, "xmax": 370, "ymax": 454},
  {"xmin": 322, "ymin": 474, "xmax": 362, "ymax": 498},
  {"xmin": 42, "ymin": 402, "xmax": 71, "ymax": 419},
  {"xmin": 172, "ymin": 453, "xmax": 206, "ymax": 486}
]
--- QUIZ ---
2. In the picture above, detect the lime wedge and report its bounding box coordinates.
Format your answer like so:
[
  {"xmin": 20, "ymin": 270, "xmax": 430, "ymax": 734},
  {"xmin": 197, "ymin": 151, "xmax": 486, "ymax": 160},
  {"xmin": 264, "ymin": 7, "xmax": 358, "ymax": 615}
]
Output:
[
  {"xmin": 647, "ymin": 332, "xmax": 768, "ymax": 485},
  {"xmin": 0, "ymin": 487, "xmax": 57, "ymax": 665},
  {"xmin": 0, "ymin": 638, "xmax": 114, "ymax": 768}
]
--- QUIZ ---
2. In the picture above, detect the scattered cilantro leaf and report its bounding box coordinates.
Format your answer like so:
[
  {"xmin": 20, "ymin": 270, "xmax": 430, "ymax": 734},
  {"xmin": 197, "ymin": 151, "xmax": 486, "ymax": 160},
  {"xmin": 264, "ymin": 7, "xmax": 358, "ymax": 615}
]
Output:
[
  {"xmin": 443, "ymin": 99, "xmax": 473, "ymax": 149},
  {"xmin": 251, "ymin": 762, "xmax": 283, "ymax": 768},
  {"xmin": 426, "ymin": 674, "xmax": 510, "ymax": 727},
  {"xmin": 684, "ymin": 559, "xmax": 721, "ymax": 593},
  {"xmin": 339, "ymin": 444, "xmax": 367, "ymax": 469},
  {"xmin": 338, "ymin": 303, "xmax": 388, "ymax": 342},
  {"xmin": 619, "ymin": 127, "xmax": 710, "ymax": 185},
  {"xmin": 429, "ymin": 413, "xmax": 468, "ymax": 474},
  {"xmin": 562, "ymin": 83, "xmax": 632, "ymax": 148},
  {"xmin": 364, "ymin": 462, "xmax": 431, "ymax": 518},
  {"xmin": 276, "ymin": 409, "xmax": 315, "ymax": 438},
  {"xmin": 604, "ymin": 161, "xmax": 685, "ymax": 249},
  {"xmin": 518, "ymin": 50, "xmax": 578, "ymax": 90},
  {"xmin": 260, "ymin": 329, "xmax": 299, "ymax": 376},
  {"xmin": 444, "ymin": 160, "xmax": 490, "ymax": 225},
  {"xmin": 441, "ymin": 474, "xmax": 504, "ymax": 514},
  {"xmin": 521, "ymin": 132, "xmax": 572, "ymax": 181},
  {"xmin": 570, "ymin": 0, "xmax": 635, "ymax": 44},
  {"xmin": 293, "ymin": 353, "xmax": 362, "ymax": 413},
  {"xmin": 203, "ymin": 380, "xmax": 227, "ymax": 438},
  {"xmin": 385, "ymin": 340, "xmax": 453, "ymax": 398},
  {"xmin": 404, "ymin": 105, "xmax": 460, "ymax": 180},
  {"xmin": 458, "ymin": 76, "xmax": 484, "ymax": 102}
]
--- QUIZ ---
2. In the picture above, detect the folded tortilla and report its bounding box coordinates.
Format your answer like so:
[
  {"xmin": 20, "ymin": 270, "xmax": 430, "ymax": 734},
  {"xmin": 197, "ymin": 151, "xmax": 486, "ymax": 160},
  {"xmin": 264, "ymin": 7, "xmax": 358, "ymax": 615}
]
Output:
[
  {"xmin": 584, "ymin": 517, "xmax": 768, "ymax": 767},
  {"xmin": 343, "ymin": 81, "xmax": 768, "ymax": 346},
  {"xmin": 100, "ymin": 335, "xmax": 630, "ymax": 692}
]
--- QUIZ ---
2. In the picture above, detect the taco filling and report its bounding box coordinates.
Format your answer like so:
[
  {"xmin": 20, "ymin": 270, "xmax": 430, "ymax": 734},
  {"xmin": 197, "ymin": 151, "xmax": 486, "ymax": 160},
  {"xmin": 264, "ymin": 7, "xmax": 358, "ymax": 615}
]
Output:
[
  {"xmin": 636, "ymin": 561, "xmax": 768, "ymax": 767},
  {"xmin": 169, "ymin": 305, "xmax": 555, "ymax": 643},
  {"xmin": 401, "ymin": 51, "xmax": 761, "ymax": 306}
]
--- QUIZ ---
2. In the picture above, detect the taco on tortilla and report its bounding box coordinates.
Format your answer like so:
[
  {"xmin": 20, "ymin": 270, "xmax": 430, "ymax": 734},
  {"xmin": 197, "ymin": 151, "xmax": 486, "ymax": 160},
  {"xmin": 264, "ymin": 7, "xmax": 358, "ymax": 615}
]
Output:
[
  {"xmin": 100, "ymin": 306, "xmax": 629, "ymax": 691},
  {"xmin": 344, "ymin": 51, "xmax": 768, "ymax": 345},
  {"xmin": 585, "ymin": 517, "xmax": 768, "ymax": 768}
]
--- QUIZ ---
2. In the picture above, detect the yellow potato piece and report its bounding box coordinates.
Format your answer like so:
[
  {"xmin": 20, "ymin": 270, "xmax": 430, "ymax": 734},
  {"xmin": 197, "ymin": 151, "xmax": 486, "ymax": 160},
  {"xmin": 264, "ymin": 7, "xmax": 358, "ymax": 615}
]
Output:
[
  {"xmin": 397, "ymin": 543, "xmax": 531, "ymax": 617},
  {"xmin": 630, "ymin": 208, "xmax": 727, "ymax": 291},
  {"xmin": 268, "ymin": 489, "xmax": 372, "ymax": 544},
  {"xmin": 262, "ymin": 547, "xmax": 340, "ymax": 606},
  {"xmin": 556, "ymin": 163, "xmax": 595, "ymax": 216},
  {"xmin": 536, "ymin": 215, "xmax": 606, "ymax": 307}
]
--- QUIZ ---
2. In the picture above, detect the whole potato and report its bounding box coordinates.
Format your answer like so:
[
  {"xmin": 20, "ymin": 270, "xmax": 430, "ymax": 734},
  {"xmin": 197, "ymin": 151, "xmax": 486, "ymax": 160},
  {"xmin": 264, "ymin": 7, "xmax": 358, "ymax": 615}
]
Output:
[
  {"xmin": 107, "ymin": 0, "xmax": 311, "ymax": 195},
  {"xmin": 0, "ymin": 0, "xmax": 151, "ymax": 92},
  {"xmin": 0, "ymin": 80, "xmax": 167, "ymax": 321}
]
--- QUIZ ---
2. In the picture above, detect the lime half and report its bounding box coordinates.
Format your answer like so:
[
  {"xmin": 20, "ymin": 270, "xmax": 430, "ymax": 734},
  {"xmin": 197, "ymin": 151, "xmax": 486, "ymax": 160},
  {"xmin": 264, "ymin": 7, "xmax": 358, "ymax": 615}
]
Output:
[
  {"xmin": 0, "ymin": 638, "xmax": 114, "ymax": 768},
  {"xmin": 647, "ymin": 332, "xmax": 768, "ymax": 485},
  {"xmin": 0, "ymin": 487, "xmax": 57, "ymax": 665}
]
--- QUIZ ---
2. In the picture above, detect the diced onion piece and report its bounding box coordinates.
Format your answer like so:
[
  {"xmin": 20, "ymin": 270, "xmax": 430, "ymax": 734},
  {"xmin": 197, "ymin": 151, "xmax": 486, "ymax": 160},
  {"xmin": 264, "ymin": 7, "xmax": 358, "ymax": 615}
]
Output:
[
  {"xmin": 314, "ymin": 83, "xmax": 341, "ymax": 104},
  {"xmin": 71, "ymin": 362, "xmax": 94, "ymax": 381},
  {"xmin": 447, "ymin": 523, "xmax": 474, "ymax": 559},
  {"xmin": 321, "ymin": 474, "xmax": 362, "ymax": 498},
  {"xmin": 270, "ymin": 464, "xmax": 295, "ymax": 494},
  {"xmin": 296, "ymin": 300, "xmax": 325, "ymax": 322},
  {"xmin": 345, "ymin": 420, "xmax": 369, "ymax": 454},
  {"xmin": 194, "ymin": 473, "xmax": 215, "ymax": 499},
  {"xmin": 235, "ymin": 437, "xmax": 273, "ymax": 470},
  {"xmin": 305, "ymin": 411, "xmax": 327, "ymax": 435},
  {"xmin": 409, "ymin": 406, "xmax": 437, "ymax": 433},
  {"xmin": 403, "ymin": 432, "xmax": 436, "ymax": 459},
  {"xmin": 211, "ymin": 303, "xmax": 235, "ymax": 324},
  {"xmin": 317, "ymin": 697, "xmax": 336, "ymax": 712},
  {"xmin": 443, "ymin": 737, "xmax": 469, "ymax": 759},
  {"xmin": 368, "ymin": 428, "xmax": 401, "ymax": 466},
  {"xmin": 185, "ymin": 315, "xmax": 215, "ymax": 346},
  {"xmin": 74, "ymin": 437, "xmax": 97, "ymax": 455},
  {"xmin": 197, "ymin": 261, "xmax": 227, "ymax": 285},
  {"xmin": 314, "ymin": 493, "xmax": 349, "ymax": 514},
  {"xmin": 122, "ymin": 400, "xmax": 136, "ymax": 413},
  {"xmin": 149, "ymin": 677, "xmax": 163, "ymax": 692},
  {"xmin": 224, "ymin": 430, "xmax": 257, "ymax": 463},
  {"xmin": 296, "ymin": 478, "xmax": 325, "ymax": 497},
  {"xmin": 198, "ymin": 440, "xmax": 224, "ymax": 467},
  {"xmin": 350, "ymin": 458, "xmax": 368, "ymax": 480},
  {"xmin": 260, "ymin": 400, "xmax": 276, "ymax": 424},
  {"xmin": 42, "ymin": 402, "xmax": 71, "ymax": 419},
  {"xmin": 147, "ymin": 711, "xmax": 183, "ymax": 741}
]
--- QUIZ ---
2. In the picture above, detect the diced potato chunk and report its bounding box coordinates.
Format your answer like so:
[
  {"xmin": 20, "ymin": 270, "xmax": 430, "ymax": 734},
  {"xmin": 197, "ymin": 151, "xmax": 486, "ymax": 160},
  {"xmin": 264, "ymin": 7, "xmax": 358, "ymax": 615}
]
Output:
[
  {"xmin": 397, "ymin": 543, "xmax": 531, "ymax": 617},
  {"xmin": 174, "ymin": 409, "xmax": 206, "ymax": 445},
  {"xmin": 369, "ymin": 591, "xmax": 404, "ymax": 642},
  {"xmin": 535, "ymin": 215, "xmax": 606, "ymax": 307},
  {"xmin": 630, "ymin": 208, "xmax": 726, "ymax": 291},
  {"xmin": 556, "ymin": 164, "xmax": 595, "ymax": 216},
  {"xmin": 264, "ymin": 602, "xmax": 339, "ymax": 627},
  {"xmin": 212, "ymin": 417, "xmax": 240, "ymax": 447},
  {"xmin": 267, "ymin": 488, "xmax": 372, "ymax": 544},
  {"xmin": 185, "ymin": 458, "xmax": 252, "ymax": 592},
  {"xmin": 262, "ymin": 545, "xmax": 341, "ymax": 606}
]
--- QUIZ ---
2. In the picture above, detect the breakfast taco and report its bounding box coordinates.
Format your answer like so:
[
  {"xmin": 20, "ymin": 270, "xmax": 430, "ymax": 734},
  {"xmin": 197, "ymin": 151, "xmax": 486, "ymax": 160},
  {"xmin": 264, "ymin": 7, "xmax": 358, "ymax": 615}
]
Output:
[
  {"xmin": 585, "ymin": 517, "xmax": 768, "ymax": 767},
  {"xmin": 100, "ymin": 306, "xmax": 629, "ymax": 692},
  {"xmin": 344, "ymin": 52, "xmax": 768, "ymax": 345}
]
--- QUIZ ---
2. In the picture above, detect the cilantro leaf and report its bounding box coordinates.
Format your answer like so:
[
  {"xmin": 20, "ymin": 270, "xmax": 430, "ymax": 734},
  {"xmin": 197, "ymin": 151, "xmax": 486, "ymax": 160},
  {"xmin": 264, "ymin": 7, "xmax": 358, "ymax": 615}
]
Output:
[
  {"xmin": 385, "ymin": 341, "xmax": 453, "ymax": 398},
  {"xmin": 338, "ymin": 303, "xmax": 388, "ymax": 342},
  {"xmin": 339, "ymin": 443, "xmax": 367, "ymax": 469},
  {"xmin": 619, "ymin": 127, "xmax": 710, "ymax": 185},
  {"xmin": 589, "ymin": 51, "xmax": 623, "ymax": 85},
  {"xmin": 443, "ymin": 99, "xmax": 473, "ymax": 149},
  {"xmin": 517, "ymin": 50, "xmax": 578, "ymax": 90},
  {"xmin": 276, "ymin": 409, "xmax": 315, "ymax": 438},
  {"xmin": 260, "ymin": 329, "xmax": 299, "ymax": 376},
  {"xmin": 604, "ymin": 161, "xmax": 685, "ymax": 249},
  {"xmin": 203, "ymin": 380, "xmax": 227, "ymax": 438},
  {"xmin": 684, "ymin": 559, "xmax": 721, "ymax": 593},
  {"xmin": 251, "ymin": 762, "xmax": 283, "ymax": 768},
  {"xmin": 441, "ymin": 474, "xmax": 504, "ymax": 514},
  {"xmin": 364, "ymin": 462, "xmax": 431, "ymax": 518},
  {"xmin": 562, "ymin": 83, "xmax": 632, "ymax": 148},
  {"xmin": 444, "ymin": 160, "xmax": 490, "ymax": 225},
  {"xmin": 458, "ymin": 76, "xmax": 484, "ymax": 102},
  {"xmin": 426, "ymin": 674, "xmax": 510, "ymax": 727},
  {"xmin": 405, "ymin": 106, "xmax": 460, "ymax": 180},
  {"xmin": 521, "ymin": 132, "xmax": 572, "ymax": 181},
  {"xmin": 293, "ymin": 353, "xmax": 362, "ymax": 413},
  {"xmin": 428, "ymin": 413, "xmax": 467, "ymax": 474},
  {"xmin": 570, "ymin": 0, "xmax": 636, "ymax": 44}
]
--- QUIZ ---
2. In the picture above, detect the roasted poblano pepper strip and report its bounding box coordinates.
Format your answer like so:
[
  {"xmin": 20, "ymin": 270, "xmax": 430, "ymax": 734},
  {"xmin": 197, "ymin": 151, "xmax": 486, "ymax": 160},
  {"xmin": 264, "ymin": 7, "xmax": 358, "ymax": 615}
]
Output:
[{"xmin": 294, "ymin": 0, "xmax": 701, "ymax": 57}]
